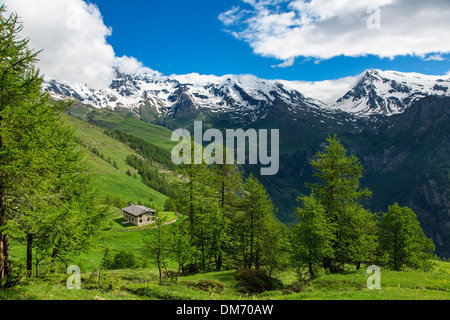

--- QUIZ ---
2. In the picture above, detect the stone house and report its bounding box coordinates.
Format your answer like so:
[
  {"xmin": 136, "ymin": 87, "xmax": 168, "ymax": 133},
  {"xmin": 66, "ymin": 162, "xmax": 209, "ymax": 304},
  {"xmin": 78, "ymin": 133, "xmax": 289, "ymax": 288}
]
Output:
[{"xmin": 122, "ymin": 205, "xmax": 157, "ymax": 226}]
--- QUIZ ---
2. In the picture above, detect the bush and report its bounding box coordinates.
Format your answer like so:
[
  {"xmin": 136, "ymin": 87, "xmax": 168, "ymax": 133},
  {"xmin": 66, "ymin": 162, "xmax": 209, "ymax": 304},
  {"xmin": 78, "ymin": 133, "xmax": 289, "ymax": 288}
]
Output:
[
  {"xmin": 183, "ymin": 279, "xmax": 225, "ymax": 293},
  {"xmin": 287, "ymin": 279, "xmax": 310, "ymax": 293},
  {"xmin": 234, "ymin": 268, "xmax": 283, "ymax": 294},
  {"xmin": 102, "ymin": 250, "xmax": 138, "ymax": 270}
]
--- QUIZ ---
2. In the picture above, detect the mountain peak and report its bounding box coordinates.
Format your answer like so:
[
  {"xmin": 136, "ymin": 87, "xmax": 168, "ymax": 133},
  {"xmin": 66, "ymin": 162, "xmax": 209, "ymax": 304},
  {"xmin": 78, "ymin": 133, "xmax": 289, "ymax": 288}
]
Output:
[
  {"xmin": 331, "ymin": 69, "xmax": 450, "ymax": 116},
  {"xmin": 44, "ymin": 69, "xmax": 450, "ymax": 120}
]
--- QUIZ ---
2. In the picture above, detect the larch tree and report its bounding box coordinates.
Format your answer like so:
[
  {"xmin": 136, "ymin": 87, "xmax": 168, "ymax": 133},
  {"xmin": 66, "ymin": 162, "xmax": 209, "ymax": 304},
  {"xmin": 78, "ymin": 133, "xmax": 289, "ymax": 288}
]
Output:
[
  {"xmin": 291, "ymin": 194, "xmax": 335, "ymax": 278},
  {"xmin": 0, "ymin": 6, "xmax": 107, "ymax": 282},
  {"xmin": 377, "ymin": 203, "xmax": 434, "ymax": 271},
  {"xmin": 239, "ymin": 174, "xmax": 284, "ymax": 270},
  {"xmin": 306, "ymin": 135, "xmax": 374, "ymax": 272}
]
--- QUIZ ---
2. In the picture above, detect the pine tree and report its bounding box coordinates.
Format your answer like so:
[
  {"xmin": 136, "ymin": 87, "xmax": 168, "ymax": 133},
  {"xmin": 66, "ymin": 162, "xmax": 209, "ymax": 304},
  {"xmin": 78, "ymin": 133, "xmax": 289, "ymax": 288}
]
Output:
[
  {"xmin": 173, "ymin": 139, "xmax": 210, "ymax": 272},
  {"xmin": 291, "ymin": 194, "xmax": 335, "ymax": 278},
  {"xmin": 307, "ymin": 135, "xmax": 374, "ymax": 272},
  {"xmin": 0, "ymin": 6, "xmax": 107, "ymax": 281},
  {"xmin": 209, "ymin": 147, "xmax": 243, "ymax": 271},
  {"xmin": 0, "ymin": 6, "xmax": 53, "ymax": 279},
  {"xmin": 377, "ymin": 203, "xmax": 434, "ymax": 271},
  {"xmin": 141, "ymin": 212, "xmax": 172, "ymax": 284},
  {"xmin": 239, "ymin": 174, "xmax": 283, "ymax": 270}
]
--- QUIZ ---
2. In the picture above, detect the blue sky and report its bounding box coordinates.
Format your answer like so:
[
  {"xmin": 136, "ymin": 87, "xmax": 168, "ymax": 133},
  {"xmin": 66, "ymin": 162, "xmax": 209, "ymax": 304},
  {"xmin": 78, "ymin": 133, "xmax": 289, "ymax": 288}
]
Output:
[
  {"xmin": 89, "ymin": 0, "xmax": 450, "ymax": 81},
  {"xmin": 3, "ymin": 0, "xmax": 450, "ymax": 88}
]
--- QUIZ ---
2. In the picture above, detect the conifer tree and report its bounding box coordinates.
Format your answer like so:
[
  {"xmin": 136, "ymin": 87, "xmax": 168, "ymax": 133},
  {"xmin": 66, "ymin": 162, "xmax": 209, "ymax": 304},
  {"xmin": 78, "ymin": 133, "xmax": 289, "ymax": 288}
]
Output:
[
  {"xmin": 378, "ymin": 203, "xmax": 434, "ymax": 271},
  {"xmin": 291, "ymin": 194, "xmax": 335, "ymax": 278},
  {"xmin": 239, "ymin": 174, "xmax": 284, "ymax": 270},
  {"xmin": 306, "ymin": 136, "xmax": 374, "ymax": 272},
  {"xmin": 142, "ymin": 211, "xmax": 171, "ymax": 284},
  {"xmin": 209, "ymin": 147, "xmax": 243, "ymax": 271},
  {"xmin": 0, "ymin": 6, "xmax": 107, "ymax": 281}
]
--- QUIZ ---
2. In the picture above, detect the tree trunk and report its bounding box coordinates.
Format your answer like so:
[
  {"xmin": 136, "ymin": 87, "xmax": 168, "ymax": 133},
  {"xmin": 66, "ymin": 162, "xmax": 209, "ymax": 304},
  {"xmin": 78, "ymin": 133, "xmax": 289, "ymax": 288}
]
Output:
[
  {"xmin": 27, "ymin": 233, "xmax": 33, "ymax": 277},
  {"xmin": 157, "ymin": 256, "xmax": 162, "ymax": 285},
  {"xmin": 0, "ymin": 121, "xmax": 5, "ymax": 280},
  {"xmin": 3, "ymin": 234, "xmax": 10, "ymax": 277},
  {"xmin": 0, "ymin": 234, "xmax": 3, "ymax": 279},
  {"xmin": 249, "ymin": 213, "xmax": 254, "ymax": 269},
  {"xmin": 216, "ymin": 252, "xmax": 223, "ymax": 271},
  {"xmin": 308, "ymin": 260, "xmax": 314, "ymax": 278},
  {"xmin": 35, "ymin": 257, "xmax": 40, "ymax": 278},
  {"xmin": 51, "ymin": 247, "xmax": 59, "ymax": 273},
  {"xmin": 177, "ymin": 260, "xmax": 181, "ymax": 281}
]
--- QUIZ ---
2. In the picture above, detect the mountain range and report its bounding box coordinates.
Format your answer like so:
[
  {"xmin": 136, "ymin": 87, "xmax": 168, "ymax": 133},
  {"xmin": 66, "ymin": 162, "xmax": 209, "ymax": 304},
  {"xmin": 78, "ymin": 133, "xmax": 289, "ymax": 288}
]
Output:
[
  {"xmin": 44, "ymin": 69, "xmax": 450, "ymax": 119},
  {"xmin": 44, "ymin": 69, "xmax": 450, "ymax": 258}
]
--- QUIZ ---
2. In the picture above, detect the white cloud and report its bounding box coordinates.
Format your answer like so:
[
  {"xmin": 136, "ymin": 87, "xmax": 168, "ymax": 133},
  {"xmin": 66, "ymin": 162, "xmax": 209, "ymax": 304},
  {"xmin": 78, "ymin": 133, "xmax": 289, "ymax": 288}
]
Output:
[
  {"xmin": 424, "ymin": 54, "xmax": 446, "ymax": 62},
  {"xmin": 219, "ymin": 0, "xmax": 450, "ymax": 62},
  {"xmin": 2, "ymin": 0, "xmax": 159, "ymax": 89},
  {"xmin": 114, "ymin": 56, "xmax": 162, "ymax": 77},
  {"xmin": 279, "ymin": 75, "xmax": 361, "ymax": 104},
  {"xmin": 271, "ymin": 57, "xmax": 295, "ymax": 68}
]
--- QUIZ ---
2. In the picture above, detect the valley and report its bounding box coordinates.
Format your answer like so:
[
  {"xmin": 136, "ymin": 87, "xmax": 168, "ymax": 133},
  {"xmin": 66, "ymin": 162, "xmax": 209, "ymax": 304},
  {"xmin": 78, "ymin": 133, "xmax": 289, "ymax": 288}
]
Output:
[{"xmin": 53, "ymin": 70, "xmax": 450, "ymax": 258}]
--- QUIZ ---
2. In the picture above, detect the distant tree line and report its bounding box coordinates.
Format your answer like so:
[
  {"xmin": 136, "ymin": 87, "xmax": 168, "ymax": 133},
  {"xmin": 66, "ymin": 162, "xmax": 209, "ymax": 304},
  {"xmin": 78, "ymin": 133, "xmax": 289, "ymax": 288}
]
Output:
[
  {"xmin": 104, "ymin": 129, "xmax": 175, "ymax": 170},
  {"xmin": 125, "ymin": 155, "xmax": 175, "ymax": 197}
]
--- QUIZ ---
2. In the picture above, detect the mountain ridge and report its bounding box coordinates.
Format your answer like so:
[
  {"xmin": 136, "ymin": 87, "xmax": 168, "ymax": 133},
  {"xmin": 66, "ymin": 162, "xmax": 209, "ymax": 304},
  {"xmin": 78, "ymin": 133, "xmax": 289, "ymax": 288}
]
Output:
[{"xmin": 44, "ymin": 69, "xmax": 450, "ymax": 121}]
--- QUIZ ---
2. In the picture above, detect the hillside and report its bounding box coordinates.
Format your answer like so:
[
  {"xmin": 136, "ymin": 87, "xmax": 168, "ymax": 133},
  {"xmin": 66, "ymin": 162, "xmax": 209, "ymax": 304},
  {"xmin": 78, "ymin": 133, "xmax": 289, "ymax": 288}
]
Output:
[
  {"xmin": 1, "ymin": 258, "xmax": 449, "ymax": 300},
  {"xmin": 66, "ymin": 114, "xmax": 171, "ymax": 208},
  {"xmin": 66, "ymin": 101, "xmax": 176, "ymax": 152},
  {"xmin": 62, "ymin": 93, "xmax": 449, "ymax": 258}
]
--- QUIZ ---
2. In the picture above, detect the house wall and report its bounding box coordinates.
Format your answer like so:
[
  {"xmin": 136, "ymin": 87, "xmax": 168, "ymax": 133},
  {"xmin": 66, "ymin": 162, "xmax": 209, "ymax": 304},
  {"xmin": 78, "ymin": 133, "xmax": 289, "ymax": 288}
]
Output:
[{"xmin": 123, "ymin": 211, "xmax": 156, "ymax": 226}]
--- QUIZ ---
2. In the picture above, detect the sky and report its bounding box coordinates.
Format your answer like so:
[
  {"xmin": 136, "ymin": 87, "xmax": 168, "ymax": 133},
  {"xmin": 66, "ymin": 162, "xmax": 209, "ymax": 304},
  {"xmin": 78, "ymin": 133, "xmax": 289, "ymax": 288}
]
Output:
[{"xmin": 2, "ymin": 0, "xmax": 450, "ymax": 94}]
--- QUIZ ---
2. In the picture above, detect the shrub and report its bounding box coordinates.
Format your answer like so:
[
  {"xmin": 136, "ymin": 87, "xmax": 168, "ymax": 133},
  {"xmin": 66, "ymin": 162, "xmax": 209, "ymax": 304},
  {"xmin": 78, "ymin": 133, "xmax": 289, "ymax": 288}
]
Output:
[
  {"xmin": 287, "ymin": 279, "xmax": 310, "ymax": 293},
  {"xmin": 183, "ymin": 279, "xmax": 225, "ymax": 293},
  {"xmin": 234, "ymin": 268, "xmax": 283, "ymax": 294},
  {"xmin": 102, "ymin": 250, "xmax": 138, "ymax": 270}
]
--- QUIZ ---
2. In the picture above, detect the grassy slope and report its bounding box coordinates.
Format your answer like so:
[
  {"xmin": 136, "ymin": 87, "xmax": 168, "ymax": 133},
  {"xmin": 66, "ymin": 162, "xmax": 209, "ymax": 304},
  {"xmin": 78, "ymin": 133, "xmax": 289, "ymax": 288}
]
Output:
[
  {"xmin": 69, "ymin": 103, "xmax": 177, "ymax": 152},
  {"xmin": 1, "ymin": 260, "xmax": 449, "ymax": 300},
  {"xmin": 66, "ymin": 115, "xmax": 169, "ymax": 207}
]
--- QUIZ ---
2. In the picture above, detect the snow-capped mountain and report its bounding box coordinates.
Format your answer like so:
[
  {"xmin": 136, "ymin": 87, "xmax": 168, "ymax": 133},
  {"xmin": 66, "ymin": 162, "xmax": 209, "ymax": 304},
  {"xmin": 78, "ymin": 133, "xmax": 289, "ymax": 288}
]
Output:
[
  {"xmin": 43, "ymin": 69, "xmax": 450, "ymax": 121},
  {"xmin": 331, "ymin": 69, "xmax": 450, "ymax": 116},
  {"xmin": 43, "ymin": 70, "xmax": 325, "ymax": 124}
]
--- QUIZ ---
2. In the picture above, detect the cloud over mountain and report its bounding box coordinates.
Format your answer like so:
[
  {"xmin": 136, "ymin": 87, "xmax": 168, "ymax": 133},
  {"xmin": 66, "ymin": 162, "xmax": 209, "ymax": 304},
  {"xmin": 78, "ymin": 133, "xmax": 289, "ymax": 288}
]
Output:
[
  {"xmin": 2, "ymin": 0, "xmax": 159, "ymax": 89},
  {"xmin": 219, "ymin": 0, "xmax": 450, "ymax": 64}
]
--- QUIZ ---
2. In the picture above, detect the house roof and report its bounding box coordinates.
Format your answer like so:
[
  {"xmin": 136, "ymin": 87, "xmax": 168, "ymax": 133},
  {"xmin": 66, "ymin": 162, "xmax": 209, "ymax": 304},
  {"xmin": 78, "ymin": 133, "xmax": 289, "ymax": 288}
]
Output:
[{"xmin": 122, "ymin": 205, "xmax": 156, "ymax": 217}]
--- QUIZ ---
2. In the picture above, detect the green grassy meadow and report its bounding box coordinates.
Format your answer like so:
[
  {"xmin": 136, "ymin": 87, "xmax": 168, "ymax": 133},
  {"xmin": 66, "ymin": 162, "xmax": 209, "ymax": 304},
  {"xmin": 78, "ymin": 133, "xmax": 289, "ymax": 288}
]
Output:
[{"xmin": 4, "ymin": 214, "xmax": 450, "ymax": 301}]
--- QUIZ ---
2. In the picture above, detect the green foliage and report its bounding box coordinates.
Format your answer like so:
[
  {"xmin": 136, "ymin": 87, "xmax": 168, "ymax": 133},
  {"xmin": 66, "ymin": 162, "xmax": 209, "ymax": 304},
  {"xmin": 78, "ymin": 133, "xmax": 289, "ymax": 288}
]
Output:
[
  {"xmin": 141, "ymin": 212, "xmax": 172, "ymax": 284},
  {"xmin": 104, "ymin": 129, "xmax": 175, "ymax": 170},
  {"xmin": 303, "ymin": 136, "xmax": 375, "ymax": 272},
  {"xmin": 377, "ymin": 203, "xmax": 435, "ymax": 271},
  {"xmin": 102, "ymin": 250, "xmax": 138, "ymax": 270},
  {"xmin": 291, "ymin": 136, "xmax": 435, "ymax": 275},
  {"xmin": 126, "ymin": 155, "xmax": 174, "ymax": 196},
  {"xmin": 291, "ymin": 194, "xmax": 335, "ymax": 278},
  {"xmin": 236, "ymin": 174, "xmax": 287, "ymax": 271},
  {"xmin": 234, "ymin": 268, "xmax": 284, "ymax": 294},
  {"xmin": 104, "ymin": 194, "xmax": 126, "ymax": 209},
  {"xmin": 0, "ymin": 5, "xmax": 108, "ymax": 282},
  {"xmin": 182, "ymin": 279, "xmax": 225, "ymax": 293}
]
